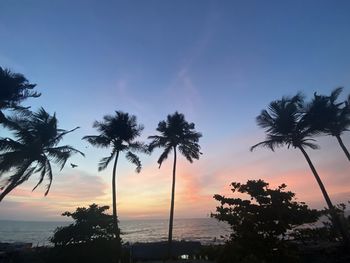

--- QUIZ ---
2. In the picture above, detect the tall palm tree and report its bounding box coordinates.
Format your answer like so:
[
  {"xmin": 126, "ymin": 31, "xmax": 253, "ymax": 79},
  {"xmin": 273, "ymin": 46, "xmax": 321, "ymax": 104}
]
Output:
[
  {"xmin": 0, "ymin": 108, "xmax": 83, "ymax": 202},
  {"xmin": 0, "ymin": 67, "xmax": 40, "ymax": 123},
  {"xmin": 303, "ymin": 87, "xmax": 350, "ymax": 161},
  {"xmin": 251, "ymin": 94, "xmax": 349, "ymax": 245},
  {"xmin": 148, "ymin": 112, "xmax": 202, "ymax": 258},
  {"xmin": 82, "ymin": 111, "xmax": 146, "ymax": 238}
]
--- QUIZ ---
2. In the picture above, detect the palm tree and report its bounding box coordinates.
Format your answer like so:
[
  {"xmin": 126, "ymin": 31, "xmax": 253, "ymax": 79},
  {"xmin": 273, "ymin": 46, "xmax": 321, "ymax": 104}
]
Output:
[
  {"xmin": 0, "ymin": 67, "xmax": 40, "ymax": 123},
  {"xmin": 0, "ymin": 108, "xmax": 83, "ymax": 202},
  {"xmin": 148, "ymin": 112, "xmax": 202, "ymax": 258},
  {"xmin": 251, "ymin": 94, "xmax": 349, "ymax": 245},
  {"xmin": 303, "ymin": 87, "xmax": 350, "ymax": 161},
  {"xmin": 82, "ymin": 111, "xmax": 146, "ymax": 238}
]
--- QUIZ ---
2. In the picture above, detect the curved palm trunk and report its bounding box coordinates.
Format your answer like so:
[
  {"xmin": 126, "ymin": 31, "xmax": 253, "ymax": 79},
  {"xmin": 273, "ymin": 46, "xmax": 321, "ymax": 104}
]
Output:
[
  {"xmin": 298, "ymin": 146, "xmax": 350, "ymax": 246},
  {"xmin": 167, "ymin": 146, "xmax": 177, "ymax": 259},
  {"xmin": 335, "ymin": 135, "xmax": 350, "ymax": 161},
  {"xmin": 112, "ymin": 150, "xmax": 120, "ymax": 239}
]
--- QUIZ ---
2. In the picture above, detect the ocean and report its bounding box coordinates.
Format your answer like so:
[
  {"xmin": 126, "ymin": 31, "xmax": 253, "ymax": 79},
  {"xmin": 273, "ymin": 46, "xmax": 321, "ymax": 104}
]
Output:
[{"xmin": 0, "ymin": 218, "xmax": 230, "ymax": 246}]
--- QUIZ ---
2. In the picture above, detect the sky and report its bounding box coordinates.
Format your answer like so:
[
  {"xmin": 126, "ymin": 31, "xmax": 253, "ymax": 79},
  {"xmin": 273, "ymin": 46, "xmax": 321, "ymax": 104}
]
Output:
[{"xmin": 0, "ymin": 0, "xmax": 350, "ymax": 221}]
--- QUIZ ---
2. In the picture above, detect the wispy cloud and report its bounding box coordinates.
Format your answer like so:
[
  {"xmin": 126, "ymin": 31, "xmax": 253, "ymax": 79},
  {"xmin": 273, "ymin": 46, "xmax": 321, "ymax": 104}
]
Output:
[{"xmin": 1, "ymin": 170, "xmax": 109, "ymax": 220}]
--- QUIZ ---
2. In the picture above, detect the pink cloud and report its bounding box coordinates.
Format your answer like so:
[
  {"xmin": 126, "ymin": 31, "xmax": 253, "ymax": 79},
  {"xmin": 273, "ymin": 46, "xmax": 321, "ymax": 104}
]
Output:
[{"xmin": 0, "ymin": 170, "xmax": 109, "ymax": 220}]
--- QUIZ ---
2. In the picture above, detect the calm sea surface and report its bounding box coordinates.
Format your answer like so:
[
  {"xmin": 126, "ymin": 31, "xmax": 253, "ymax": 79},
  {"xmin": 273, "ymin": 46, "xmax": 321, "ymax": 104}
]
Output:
[{"xmin": 0, "ymin": 218, "xmax": 230, "ymax": 246}]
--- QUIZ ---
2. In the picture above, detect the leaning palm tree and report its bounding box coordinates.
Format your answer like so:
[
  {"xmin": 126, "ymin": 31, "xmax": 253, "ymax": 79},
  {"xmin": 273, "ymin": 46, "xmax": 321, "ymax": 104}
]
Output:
[
  {"xmin": 0, "ymin": 107, "xmax": 83, "ymax": 202},
  {"xmin": 0, "ymin": 67, "xmax": 40, "ymax": 123},
  {"xmin": 148, "ymin": 112, "xmax": 202, "ymax": 258},
  {"xmin": 303, "ymin": 88, "xmax": 350, "ymax": 161},
  {"xmin": 82, "ymin": 111, "xmax": 146, "ymax": 238},
  {"xmin": 251, "ymin": 94, "xmax": 349, "ymax": 245}
]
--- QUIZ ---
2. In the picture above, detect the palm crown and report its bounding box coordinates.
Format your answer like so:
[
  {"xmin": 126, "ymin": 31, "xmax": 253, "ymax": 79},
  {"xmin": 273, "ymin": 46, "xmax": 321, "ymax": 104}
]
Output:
[
  {"xmin": 303, "ymin": 87, "xmax": 350, "ymax": 136},
  {"xmin": 251, "ymin": 94, "xmax": 318, "ymax": 151},
  {"xmin": 83, "ymin": 111, "xmax": 146, "ymax": 172},
  {"xmin": 0, "ymin": 67, "xmax": 40, "ymax": 110},
  {"xmin": 0, "ymin": 108, "xmax": 83, "ymax": 199},
  {"xmin": 148, "ymin": 111, "xmax": 202, "ymax": 167},
  {"xmin": 251, "ymin": 93, "xmax": 350, "ymax": 244}
]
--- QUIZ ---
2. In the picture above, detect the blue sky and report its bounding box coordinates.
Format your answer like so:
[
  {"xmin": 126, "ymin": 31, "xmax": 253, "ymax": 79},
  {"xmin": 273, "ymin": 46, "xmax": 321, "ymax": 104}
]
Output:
[{"xmin": 0, "ymin": 0, "xmax": 350, "ymax": 220}]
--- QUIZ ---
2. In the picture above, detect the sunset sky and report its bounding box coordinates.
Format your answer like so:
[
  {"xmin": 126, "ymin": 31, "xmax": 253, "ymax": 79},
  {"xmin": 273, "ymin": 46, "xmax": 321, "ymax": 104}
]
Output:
[{"xmin": 0, "ymin": 0, "xmax": 350, "ymax": 221}]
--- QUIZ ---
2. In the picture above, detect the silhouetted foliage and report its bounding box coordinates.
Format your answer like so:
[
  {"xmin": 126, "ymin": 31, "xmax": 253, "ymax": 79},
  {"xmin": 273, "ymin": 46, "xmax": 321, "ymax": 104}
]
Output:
[
  {"xmin": 148, "ymin": 111, "xmax": 202, "ymax": 258},
  {"xmin": 293, "ymin": 202, "xmax": 350, "ymax": 244},
  {"xmin": 51, "ymin": 204, "xmax": 118, "ymax": 245},
  {"xmin": 0, "ymin": 67, "xmax": 40, "ymax": 122},
  {"xmin": 82, "ymin": 111, "xmax": 146, "ymax": 238},
  {"xmin": 212, "ymin": 179, "xmax": 320, "ymax": 263},
  {"xmin": 251, "ymin": 93, "xmax": 350, "ymax": 246},
  {"xmin": 0, "ymin": 108, "xmax": 83, "ymax": 202},
  {"xmin": 50, "ymin": 204, "xmax": 123, "ymax": 263},
  {"xmin": 303, "ymin": 87, "xmax": 350, "ymax": 161}
]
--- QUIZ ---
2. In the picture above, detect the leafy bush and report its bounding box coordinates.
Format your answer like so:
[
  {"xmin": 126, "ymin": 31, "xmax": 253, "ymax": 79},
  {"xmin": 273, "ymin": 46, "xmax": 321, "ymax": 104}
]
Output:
[
  {"xmin": 50, "ymin": 204, "xmax": 123, "ymax": 263},
  {"xmin": 212, "ymin": 180, "xmax": 320, "ymax": 262}
]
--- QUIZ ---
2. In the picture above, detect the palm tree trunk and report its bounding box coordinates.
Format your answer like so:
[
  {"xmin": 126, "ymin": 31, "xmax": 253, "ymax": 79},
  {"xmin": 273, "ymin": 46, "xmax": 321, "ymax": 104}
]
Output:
[
  {"xmin": 112, "ymin": 150, "xmax": 120, "ymax": 239},
  {"xmin": 298, "ymin": 146, "xmax": 350, "ymax": 246},
  {"xmin": 167, "ymin": 146, "xmax": 177, "ymax": 259},
  {"xmin": 335, "ymin": 135, "xmax": 350, "ymax": 161}
]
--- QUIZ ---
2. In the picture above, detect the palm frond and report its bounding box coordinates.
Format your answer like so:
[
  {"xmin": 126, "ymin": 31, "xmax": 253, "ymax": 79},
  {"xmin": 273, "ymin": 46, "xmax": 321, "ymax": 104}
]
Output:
[
  {"xmin": 51, "ymin": 126, "xmax": 80, "ymax": 145},
  {"xmin": 14, "ymin": 166, "xmax": 36, "ymax": 187},
  {"xmin": 44, "ymin": 160, "xmax": 53, "ymax": 196},
  {"xmin": 82, "ymin": 135, "xmax": 110, "ymax": 148},
  {"xmin": 128, "ymin": 141, "xmax": 149, "ymax": 154},
  {"xmin": 32, "ymin": 161, "xmax": 46, "ymax": 192},
  {"xmin": 48, "ymin": 145, "xmax": 85, "ymax": 157},
  {"xmin": 125, "ymin": 151, "xmax": 142, "ymax": 173},
  {"xmin": 0, "ymin": 152, "xmax": 28, "ymax": 174},
  {"xmin": 250, "ymin": 138, "xmax": 284, "ymax": 152},
  {"xmin": 178, "ymin": 143, "xmax": 201, "ymax": 163},
  {"xmin": 148, "ymin": 135, "xmax": 168, "ymax": 152},
  {"xmin": 157, "ymin": 145, "xmax": 173, "ymax": 168},
  {"xmin": 46, "ymin": 146, "xmax": 81, "ymax": 171},
  {"xmin": 329, "ymin": 87, "xmax": 343, "ymax": 103},
  {"xmin": 301, "ymin": 140, "xmax": 320, "ymax": 150},
  {"xmin": 4, "ymin": 162, "xmax": 33, "ymax": 189},
  {"xmin": 0, "ymin": 138, "xmax": 23, "ymax": 152},
  {"xmin": 98, "ymin": 150, "xmax": 117, "ymax": 172}
]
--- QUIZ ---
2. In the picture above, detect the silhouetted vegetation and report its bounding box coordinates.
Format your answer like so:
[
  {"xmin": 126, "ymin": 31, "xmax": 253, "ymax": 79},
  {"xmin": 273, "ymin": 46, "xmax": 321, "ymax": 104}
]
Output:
[
  {"xmin": 82, "ymin": 111, "xmax": 147, "ymax": 238},
  {"xmin": 212, "ymin": 179, "xmax": 320, "ymax": 263},
  {"xmin": 0, "ymin": 67, "xmax": 40, "ymax": 123},
  {"xmin": 49, "ymin": 204, "xmax": 124, "ymax": 263},
  {"xmin": 303, "ymin": 87, "xmax": 350, "ymax": 161},
  {"xmin": 0, "ymin": 108, "xmax": 83, "ymax": 202},
  {"xmin": 251, "ymin": 93, "xmax": 350, "ymax": 246},
  {"xmin": 1, "ymin": 65, "xmax": 350, "ymax": 262},
  {"xmin": 148, "ymin": 111, "xmax": 202, "ymax": 258}
]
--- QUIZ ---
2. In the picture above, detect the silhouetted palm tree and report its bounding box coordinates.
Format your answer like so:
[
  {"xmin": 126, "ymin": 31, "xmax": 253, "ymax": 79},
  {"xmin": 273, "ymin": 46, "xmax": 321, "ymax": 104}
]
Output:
[
  {"xmin": 251, "ymin": 94, "xmax": 349, "ymax": 245},
  {"xmin": 148, "ymin": 112, "xmax": 202, "ymax": 258},
  {"xmin": 0, "ymin": 108, "xmax": 83, "ymax": 202},
  {"xmin": 82, "ymin": 111, "xmax": 146, "ymax": 238},
  {"xmin": 0, "ymin": 67, "xmax": 40, "ymax": 123},
  {"xmin": 303, "ymin": 88, "xmax": 350, "ymax": 161}
]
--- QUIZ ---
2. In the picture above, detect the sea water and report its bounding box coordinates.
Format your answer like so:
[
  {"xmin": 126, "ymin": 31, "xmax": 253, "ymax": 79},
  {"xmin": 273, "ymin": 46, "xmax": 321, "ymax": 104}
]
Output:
[{"xmin": 0, "ymin": 218, "xmax": 229, "ymax": 246}]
